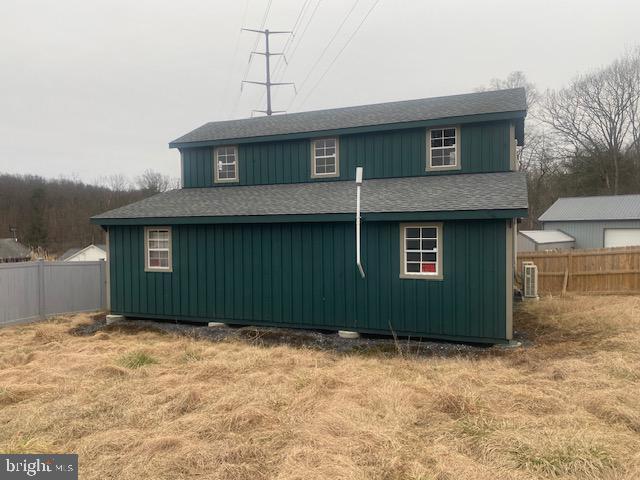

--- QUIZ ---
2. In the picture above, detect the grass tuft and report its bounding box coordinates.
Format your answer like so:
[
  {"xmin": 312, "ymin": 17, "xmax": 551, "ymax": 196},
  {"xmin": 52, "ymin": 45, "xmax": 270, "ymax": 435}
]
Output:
[
  {"xmin": 117, "ymin": 351, "xmax": 158, "ymax": 369},
  {"xmin": 510, "ymin": 441, "xmax": 618, "ymax": 478}
]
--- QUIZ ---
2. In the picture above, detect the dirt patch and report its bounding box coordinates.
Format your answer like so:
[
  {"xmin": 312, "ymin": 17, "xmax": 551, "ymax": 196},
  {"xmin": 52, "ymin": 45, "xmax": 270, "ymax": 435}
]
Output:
[{"xmin": 70, "ymin": 315, "xmax": 508, "ymax": 358}]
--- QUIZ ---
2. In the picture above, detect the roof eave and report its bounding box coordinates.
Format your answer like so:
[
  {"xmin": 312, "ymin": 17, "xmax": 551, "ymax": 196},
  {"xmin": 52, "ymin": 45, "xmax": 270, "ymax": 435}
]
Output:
[
  {"xmin": 91, "ymin": 208, "xmax": 528, "ymax": 226},
  {"xmin": 540, "ymin": 217, "xmax": 640, "ymax": 222},
  {"xmin": 169, "ymin": 110, "xmax": 527, "ymax": 149}
]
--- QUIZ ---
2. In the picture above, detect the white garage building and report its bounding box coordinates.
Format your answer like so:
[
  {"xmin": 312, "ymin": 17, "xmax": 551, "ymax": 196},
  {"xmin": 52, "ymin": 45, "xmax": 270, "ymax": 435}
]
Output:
[{"xmin": 539, "ymin": 194, "xmax": 640, "ymax": 249}]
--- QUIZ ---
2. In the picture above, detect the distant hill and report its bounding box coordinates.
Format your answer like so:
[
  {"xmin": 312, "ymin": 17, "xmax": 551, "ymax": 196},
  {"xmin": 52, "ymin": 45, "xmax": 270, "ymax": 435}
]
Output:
[{"xmin": 0, "ymin": 173, "xmax": 159, "ymax": 255}]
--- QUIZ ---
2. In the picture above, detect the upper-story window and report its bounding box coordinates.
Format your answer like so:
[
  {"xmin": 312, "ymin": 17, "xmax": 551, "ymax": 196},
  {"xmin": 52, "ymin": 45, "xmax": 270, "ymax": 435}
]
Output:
[
  {"xmin": 311, "ymin": 138, "xmax": 339, "ymax": 178},
  {"xmin": 214, "ymin": 146, "xmax": 239, "ymax": 183},
  {"xmin": 427, "ymin": 127, "xmax": 460, "ymax": 171}
]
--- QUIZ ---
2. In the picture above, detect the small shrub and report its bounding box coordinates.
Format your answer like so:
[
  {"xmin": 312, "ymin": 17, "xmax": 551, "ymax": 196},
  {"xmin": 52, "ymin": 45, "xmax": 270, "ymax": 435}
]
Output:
[{"xmin": 118, "ymin": 351, "xmax": 158, "ymax": 369}]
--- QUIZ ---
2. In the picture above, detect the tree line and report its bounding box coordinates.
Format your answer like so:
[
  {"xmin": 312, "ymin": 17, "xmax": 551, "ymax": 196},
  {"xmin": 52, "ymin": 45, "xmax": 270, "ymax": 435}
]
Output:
[
  {"xmin": 0, "ymin": 170, "xmax": 178, "ymax": 255},
  {"xmin": 483, "ymin": 48, "xmax": 640, "ymax": 228}
]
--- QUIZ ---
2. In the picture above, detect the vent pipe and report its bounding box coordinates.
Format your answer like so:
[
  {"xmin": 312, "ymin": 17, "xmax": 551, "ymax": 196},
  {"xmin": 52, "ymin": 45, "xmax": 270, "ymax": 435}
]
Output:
[{"xmin": 355, "ymin": 167, "xmax": 365, "ymax": 278}]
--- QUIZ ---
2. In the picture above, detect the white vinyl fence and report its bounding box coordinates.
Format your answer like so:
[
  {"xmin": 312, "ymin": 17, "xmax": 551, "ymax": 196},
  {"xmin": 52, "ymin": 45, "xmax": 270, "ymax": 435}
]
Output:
[{"xmin": 0, "ymin": 260, "xmax": 106, "ymax": 326}]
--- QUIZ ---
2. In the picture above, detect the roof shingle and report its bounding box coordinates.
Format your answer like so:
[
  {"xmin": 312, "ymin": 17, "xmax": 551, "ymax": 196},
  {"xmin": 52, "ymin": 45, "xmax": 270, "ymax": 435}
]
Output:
[
  {"xmin": 92, "ymin": 172, "xmax": 528, "ymax": 222},
  {"xmin": 170, "ymin": 88, "xmax": 526, "ymax": 146}
]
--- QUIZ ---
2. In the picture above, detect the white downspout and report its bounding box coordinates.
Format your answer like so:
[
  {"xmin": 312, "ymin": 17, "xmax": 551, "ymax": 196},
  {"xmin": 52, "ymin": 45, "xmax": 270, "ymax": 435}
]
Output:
[{"xmin": 356, "ymin": 167, "xmax": 365, "ymax": 278}]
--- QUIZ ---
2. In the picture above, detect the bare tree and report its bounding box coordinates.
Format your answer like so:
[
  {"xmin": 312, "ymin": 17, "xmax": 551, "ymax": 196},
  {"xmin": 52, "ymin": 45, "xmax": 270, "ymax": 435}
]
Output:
[
  {"xmin": 136, "ymin": 169, "xmax": 178, "ymax": 194},
  {"xmin": 477, "ymin": 71, "xmax": 547, "ymax": 172},
  {"xmin": 541, "ymin": 49, "xmax": 640, "ymax": 194},
  {"xmin": 95, "ymin": 173, "xmax": 132, "ymax": 192},
  {"xmin": 480, "ymin": 71, "xmax": 539, "ymax": 111}
]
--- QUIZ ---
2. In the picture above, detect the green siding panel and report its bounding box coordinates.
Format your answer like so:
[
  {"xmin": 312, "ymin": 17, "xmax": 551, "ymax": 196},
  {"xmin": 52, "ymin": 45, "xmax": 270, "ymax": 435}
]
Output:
[
  {"xmin": 182, "ymin": 122, "xmax": 512, "ymax": 188},
  {"xmin": 108, "ymin": 219, "xmax": 507, "ymax": 342}
]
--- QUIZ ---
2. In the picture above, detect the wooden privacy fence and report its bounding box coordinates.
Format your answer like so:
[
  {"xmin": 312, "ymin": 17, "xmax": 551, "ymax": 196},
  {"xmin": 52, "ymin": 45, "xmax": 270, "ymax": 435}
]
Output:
[
  {"xmin": 0, "ymin": 260, "xmax": 107, "ymax": 326},
  {"xmin": 517, "ymin": 247, "xmax": 640, "ymax": 295}
]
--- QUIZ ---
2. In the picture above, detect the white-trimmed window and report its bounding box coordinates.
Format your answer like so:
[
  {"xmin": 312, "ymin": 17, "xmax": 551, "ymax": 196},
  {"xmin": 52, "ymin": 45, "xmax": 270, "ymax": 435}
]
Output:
[
  {"xmin": 400, "ymin": 223, "xmax": 442, "ymax": 279},
  {"xmin": 427, "ymin": 127, "xmax": 460, "ymax": 170},
  {"xmin": 145, "ymin": 227, "xmax": 172, "ymax": 272},
  {"xmin": 311, "ymin": 138, "xmax": 339, "ymax": 178},
  {"xmin": 214, "ymin": 146, "xmax": 238, "ymax": 183}
]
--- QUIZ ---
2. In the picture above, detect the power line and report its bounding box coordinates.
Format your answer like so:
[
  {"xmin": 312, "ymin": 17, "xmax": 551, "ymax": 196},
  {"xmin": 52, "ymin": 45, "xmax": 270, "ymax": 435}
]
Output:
[
  {"xmin": 293, "ymin": 0, "xmax": 362, "ymax": 97},
  {"xmin": 293, "ymin": 0, "xmax": 381, "ymax": 111},
  {"xmin": 271, "ymin": 0, "xmax": 312, "ymax": 77},
  {"xmin": 261, "ymin": 0, "xmax": 321, "ymax": 108},
  {"xmin": 279, "ymin": 0, "xmax": 323, "ymax": 75}
]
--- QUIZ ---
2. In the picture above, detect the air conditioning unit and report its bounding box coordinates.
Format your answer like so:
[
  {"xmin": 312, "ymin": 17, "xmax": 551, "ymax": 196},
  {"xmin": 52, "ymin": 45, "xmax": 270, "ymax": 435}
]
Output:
[{"xmin": 523, "ymin": 263, "xmax": 539, "ymax": 299}]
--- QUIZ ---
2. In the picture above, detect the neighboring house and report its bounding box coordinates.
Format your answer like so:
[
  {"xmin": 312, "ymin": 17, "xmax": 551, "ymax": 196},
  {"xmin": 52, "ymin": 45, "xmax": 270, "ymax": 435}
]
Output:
[
  {"xmin": 0, "ymin": 238, "xmax": 31, "ymax": 263},
  {"xmin": 59, "ymin": 244, "xmax": 107, "ymax": 262},
  {"xmin": 92, "ymin": 88, "xmax": 528, "ymax": 344},
  {"xmin": 517, "ymin": 230, "xmax": 575, "ymax": 252},
  {"xmin": 540, "ymin": 194, "xmax": 640, "ymax": 249}
]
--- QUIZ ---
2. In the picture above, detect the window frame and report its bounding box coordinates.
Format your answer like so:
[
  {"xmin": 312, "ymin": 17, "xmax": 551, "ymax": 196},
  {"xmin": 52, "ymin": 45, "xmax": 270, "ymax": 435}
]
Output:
[
  {"xmin": 214, "ymin": 145, "xmax": 239, "ymax": 183},
  {"xmin": 399, "ymin": 222, "xmax": 443, "ymax": 280},
  {"xmin": 310, "ymin": 137, "xmax": 340, "ymax": 178},
  {"xmin": 426, "ymin": 126, "xmax": 461, "ymax": 172},
  {"xmin": 144, "ymin": 226, "xmax": 173, "ymax": 273}
]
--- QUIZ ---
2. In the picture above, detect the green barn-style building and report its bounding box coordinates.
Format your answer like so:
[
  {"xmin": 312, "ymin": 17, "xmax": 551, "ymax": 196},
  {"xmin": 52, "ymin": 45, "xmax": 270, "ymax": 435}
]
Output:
[{"xmin": 92, "ymin": 88, "xmax": 528, "ymax": 343}]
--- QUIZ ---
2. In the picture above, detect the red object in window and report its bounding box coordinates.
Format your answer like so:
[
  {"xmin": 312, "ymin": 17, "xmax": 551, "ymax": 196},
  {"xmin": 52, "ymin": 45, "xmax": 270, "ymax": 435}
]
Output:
[{"xmin": 421, "ymin": 263, "xmax": 436, "ymax": 273}]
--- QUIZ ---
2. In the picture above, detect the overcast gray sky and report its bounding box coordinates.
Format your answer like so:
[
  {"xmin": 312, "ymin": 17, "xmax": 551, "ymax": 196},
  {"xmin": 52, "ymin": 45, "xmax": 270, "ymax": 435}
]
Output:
[{"xmin": 1, "ymin": 0, "xmax": 638, "ymax": 183}]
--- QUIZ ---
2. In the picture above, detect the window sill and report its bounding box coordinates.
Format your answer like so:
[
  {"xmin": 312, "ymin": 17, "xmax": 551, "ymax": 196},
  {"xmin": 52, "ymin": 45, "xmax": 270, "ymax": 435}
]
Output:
[
  {"xmin": 310, "ymin": 173, "xmax": 340, "ymax": 179},
  {"xmin": 425, "ymin": 164, "xmax": 461, "ymax": 172},
  {"xmin": 213, "ymin": 178, "xmax": 240, "ymax": 184},
  {"xmin": 145, "ymin": 267, "xmax": 173, "ymax": 273},
  {"xmin": 399, "ymin": 273, "xmax": 443, "ymax": 281}
]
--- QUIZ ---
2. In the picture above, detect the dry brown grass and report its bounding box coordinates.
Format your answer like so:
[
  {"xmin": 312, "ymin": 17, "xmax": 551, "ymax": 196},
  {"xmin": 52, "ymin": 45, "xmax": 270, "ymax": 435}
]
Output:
[{"xmin": 1, "ymin": 295, "xmax": 639, "ymax": 479}]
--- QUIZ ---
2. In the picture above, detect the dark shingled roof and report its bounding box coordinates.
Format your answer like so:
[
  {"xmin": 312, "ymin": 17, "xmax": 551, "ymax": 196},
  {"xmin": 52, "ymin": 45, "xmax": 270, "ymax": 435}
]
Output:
[
  {"xmin": 92, "ymin": 172, "xmax": 527, "ymax": 221},
  {"xmin": 539, "ymin": 194, "xmax": 640, "ymax": 222},
  {"xmin": 0, "ymin": 238, "xmax": 31, "ymax": 260},
  {"xmin": 170, "ymin": 88, "xmax": 526, "ymax": 146}
]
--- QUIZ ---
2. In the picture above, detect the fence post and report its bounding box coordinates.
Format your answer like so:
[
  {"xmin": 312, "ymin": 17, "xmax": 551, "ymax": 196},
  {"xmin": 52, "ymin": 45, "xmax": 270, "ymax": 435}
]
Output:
[
  {"xmin": 567, "ymin": 250, "xmax": 573, "ymax": 293},
  {"xmin": 38, "ymin": 259, "xmax": 45, "ymax": 319}
]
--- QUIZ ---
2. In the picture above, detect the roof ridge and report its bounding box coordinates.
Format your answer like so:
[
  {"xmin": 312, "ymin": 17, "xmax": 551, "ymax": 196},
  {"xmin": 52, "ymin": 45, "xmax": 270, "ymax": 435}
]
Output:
[
  {"xmin": 170, "ymin": 88, "xmax": 527, "ymax": 147},
  {"xmin": 201, "ymin": 88, "xmax": 526, "ymax": 127}
]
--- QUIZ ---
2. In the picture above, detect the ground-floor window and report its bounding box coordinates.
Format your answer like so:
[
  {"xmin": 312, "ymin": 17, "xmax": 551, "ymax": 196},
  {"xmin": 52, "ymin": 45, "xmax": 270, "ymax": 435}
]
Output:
[
  {"xmin": 144, "ymin": 227, "xmax": 172, "ymax": 272},
  {"xmin": 400, "ymin": 223, "xmax": 442, "ymax": 279}
]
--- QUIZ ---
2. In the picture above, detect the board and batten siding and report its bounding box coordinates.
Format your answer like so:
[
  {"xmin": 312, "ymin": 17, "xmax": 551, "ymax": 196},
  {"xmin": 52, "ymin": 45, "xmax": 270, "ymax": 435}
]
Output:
[
  {"xmin": 543, "ymin": 220, "xmax": 640, "ymax": 249},
  {"xmin": 182, "ymin": 122, "xmax": 513, "ymax": 188},
  {"xmin": 108, "ymin": 219, "xmax": 508, "ymax": 342}
]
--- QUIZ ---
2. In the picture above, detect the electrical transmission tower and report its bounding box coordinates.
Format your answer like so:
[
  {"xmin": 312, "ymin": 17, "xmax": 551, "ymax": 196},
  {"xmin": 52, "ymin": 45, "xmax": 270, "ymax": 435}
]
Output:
[{"xmin": 241, "ymin": 28, "xmax": 295, "ymax": 116}]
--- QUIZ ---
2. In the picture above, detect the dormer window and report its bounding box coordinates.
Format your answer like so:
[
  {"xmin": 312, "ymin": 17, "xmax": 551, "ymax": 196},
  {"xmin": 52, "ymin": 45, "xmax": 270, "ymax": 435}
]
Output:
[
  {"xmin": 214, "ymin": 146, "xmax": 239, "ymax": 183},
  {"xmin": 427, "ymin": 127, "xmax": 460, "ymax": 171},
  {"xmin": 311, "ymin": 138, "xmax": 339, "ymax": 178}
]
